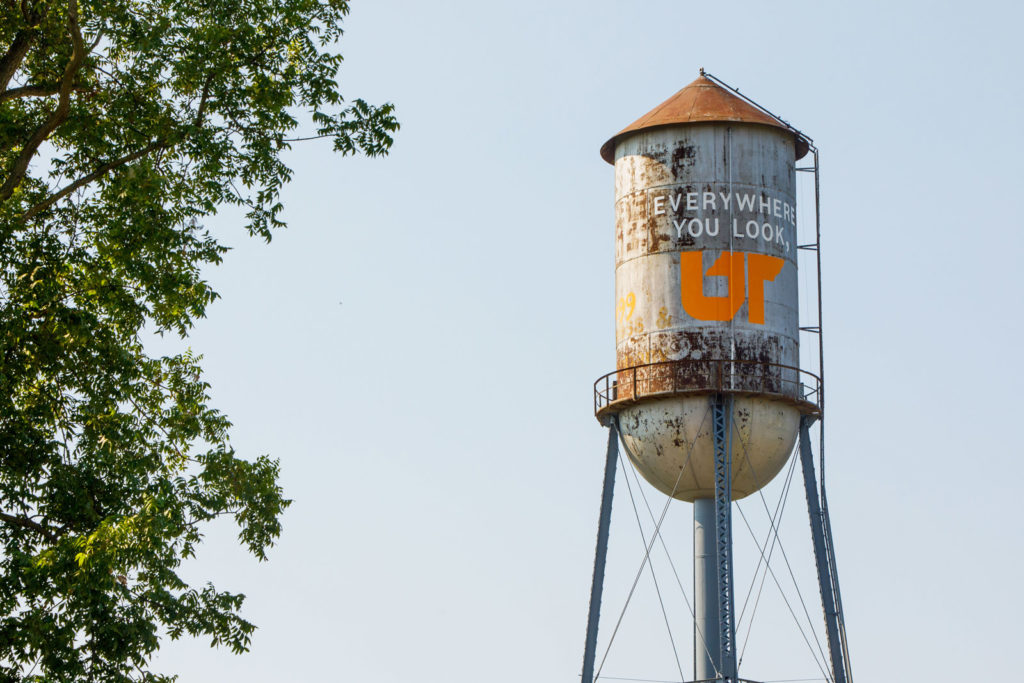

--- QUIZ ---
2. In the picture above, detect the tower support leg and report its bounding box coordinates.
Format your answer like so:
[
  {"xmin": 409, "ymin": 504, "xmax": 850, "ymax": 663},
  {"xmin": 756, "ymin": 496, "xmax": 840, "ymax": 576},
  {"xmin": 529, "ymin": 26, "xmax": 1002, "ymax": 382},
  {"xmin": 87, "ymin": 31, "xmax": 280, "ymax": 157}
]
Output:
[
  {"xmin": 798, "ymin": 415, "xmax": 849, "ymax": 683},
  {"xmin": 580, "ymin": 423, "xmax": 619, "ymax": 683}
]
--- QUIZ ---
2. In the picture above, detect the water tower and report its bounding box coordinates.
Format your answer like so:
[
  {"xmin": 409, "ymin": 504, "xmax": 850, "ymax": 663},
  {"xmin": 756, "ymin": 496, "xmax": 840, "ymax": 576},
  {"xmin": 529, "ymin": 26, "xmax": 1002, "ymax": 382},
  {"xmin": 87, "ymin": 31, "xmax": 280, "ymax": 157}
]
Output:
[{"xmin": 580, "ymin": 72, "xmax": 852, "ymax": 683}]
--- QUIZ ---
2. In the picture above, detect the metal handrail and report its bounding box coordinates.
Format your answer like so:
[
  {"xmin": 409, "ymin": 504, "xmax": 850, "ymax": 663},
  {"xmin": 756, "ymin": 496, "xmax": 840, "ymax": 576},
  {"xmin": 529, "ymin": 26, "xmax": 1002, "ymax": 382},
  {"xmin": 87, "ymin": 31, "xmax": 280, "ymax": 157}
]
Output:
[{"xmin": 593, "ymin": 358, "xmax": 821, "ymax": 417}]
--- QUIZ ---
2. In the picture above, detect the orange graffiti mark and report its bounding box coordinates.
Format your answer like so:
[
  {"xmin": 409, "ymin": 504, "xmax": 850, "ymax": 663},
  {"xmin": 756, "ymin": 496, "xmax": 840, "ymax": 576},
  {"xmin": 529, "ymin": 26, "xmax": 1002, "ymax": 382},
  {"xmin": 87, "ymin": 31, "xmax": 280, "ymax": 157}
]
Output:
[
  {"xmin": 747, "ymin": 253, "xmax": 785, "ymax": 324},
  {"xmin": 616, "ymin": 292, "xmax": 636, "ymax": 324},
  {"xmin": 680, "ymin": 251, "xmax": 745, "ymax": 322},
  {"xmin": 680, "ymin": 250, "xmax": 785, "ymax": 325}
]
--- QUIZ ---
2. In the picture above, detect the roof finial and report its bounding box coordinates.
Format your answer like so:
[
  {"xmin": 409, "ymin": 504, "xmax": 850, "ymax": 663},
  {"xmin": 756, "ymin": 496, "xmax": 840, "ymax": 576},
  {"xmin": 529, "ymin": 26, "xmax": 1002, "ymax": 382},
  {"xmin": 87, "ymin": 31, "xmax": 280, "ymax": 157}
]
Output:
[{"xmin": 699, "ymin": 67, "xmax": 705, "ymax": 76}]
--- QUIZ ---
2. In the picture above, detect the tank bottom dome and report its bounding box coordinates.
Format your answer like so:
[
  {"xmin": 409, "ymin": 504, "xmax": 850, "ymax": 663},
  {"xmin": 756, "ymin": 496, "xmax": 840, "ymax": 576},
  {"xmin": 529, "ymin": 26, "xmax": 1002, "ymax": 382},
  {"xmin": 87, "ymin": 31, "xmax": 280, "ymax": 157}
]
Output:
[{"xmin": 616, "ymin": 394, "xmax": 800, "ymax": 502}]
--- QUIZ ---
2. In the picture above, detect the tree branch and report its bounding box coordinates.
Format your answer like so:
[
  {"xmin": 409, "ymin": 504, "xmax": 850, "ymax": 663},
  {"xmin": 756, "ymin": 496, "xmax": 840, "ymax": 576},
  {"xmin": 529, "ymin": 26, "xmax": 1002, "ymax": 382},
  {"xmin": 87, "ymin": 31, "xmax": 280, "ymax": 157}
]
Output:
[
  {"xmin": 0, "ymin": 0, "xmax": 87, "ymax": 203},
  {"xmin": 20, "ymin": 0, "xmax": 50, "ymax": 24},
  {"xmin": 0, "ymin": 83, "xmax": 90, "ymax": 101},
  {"xmin": 1, "ymin": 0, "xmax": 52, "ymax": 89},
  {"xmin": 193, "ymin": 71, "xmax": 215, "ymax": 127},
  {"xmin": 0, "ymin": 511, "xmax": 58, "ymax": 543},
  {"xmin": 281, "ymin": 134, "xmax": 330, "ymax": 142},
  {"xmin": 0, "ymin": 83, "xmax": 59, "ymax": 99},
  {"xmin": 87, "ymin": 25, "xmax": 103, "ymax": 52},
  {"xmin": 20, "ymin": 67, "xmax": 213, "ymax": 220},
  {"xmin": 0, "ymin": 29, "xmax": 35, "ymax": 92},
  {"xmin": 23, "ymin": 138, "xmax": 166, "ymax": 220}
]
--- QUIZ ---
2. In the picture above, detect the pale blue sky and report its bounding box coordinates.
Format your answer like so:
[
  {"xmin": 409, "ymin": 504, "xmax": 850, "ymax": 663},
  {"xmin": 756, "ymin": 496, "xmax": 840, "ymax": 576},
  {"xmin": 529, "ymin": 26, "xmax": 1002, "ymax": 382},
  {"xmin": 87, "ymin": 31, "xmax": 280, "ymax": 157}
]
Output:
[{"xmin": 150, "ymin": 1, "xmax": 1023, "ymax": 680}]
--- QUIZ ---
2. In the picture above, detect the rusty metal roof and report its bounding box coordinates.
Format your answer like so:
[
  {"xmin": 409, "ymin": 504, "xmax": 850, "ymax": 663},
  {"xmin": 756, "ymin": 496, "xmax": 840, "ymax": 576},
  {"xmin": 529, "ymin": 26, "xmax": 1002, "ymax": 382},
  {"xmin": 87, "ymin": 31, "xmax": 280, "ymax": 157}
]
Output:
[{"xmin": 600, "ymin": 75, "xmax": 809, "ymax": 163}]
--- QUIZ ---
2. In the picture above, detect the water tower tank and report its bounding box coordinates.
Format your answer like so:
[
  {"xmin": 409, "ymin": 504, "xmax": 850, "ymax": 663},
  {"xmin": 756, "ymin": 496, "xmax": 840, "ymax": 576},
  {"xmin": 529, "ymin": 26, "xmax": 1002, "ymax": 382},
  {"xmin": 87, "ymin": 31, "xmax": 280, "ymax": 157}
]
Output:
[{"xmin": 595, "ymin": 74, "xmax": 819, "ymax": 502}]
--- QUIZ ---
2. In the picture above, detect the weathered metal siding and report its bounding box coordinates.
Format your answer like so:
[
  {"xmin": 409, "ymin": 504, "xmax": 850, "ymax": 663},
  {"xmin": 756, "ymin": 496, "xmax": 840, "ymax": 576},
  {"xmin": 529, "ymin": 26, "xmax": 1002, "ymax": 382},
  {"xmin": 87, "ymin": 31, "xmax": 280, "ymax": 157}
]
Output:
[
  {"xmin": 617, "ymin": 395, "xmax": 799, "ymax": 501},
  {"xmin": 613, "ymin": 123, "xmax": 799, "ymax": 381},
  {"xmin": 610, "ymin": 121, "xmax": 803, "ymax": 501}
]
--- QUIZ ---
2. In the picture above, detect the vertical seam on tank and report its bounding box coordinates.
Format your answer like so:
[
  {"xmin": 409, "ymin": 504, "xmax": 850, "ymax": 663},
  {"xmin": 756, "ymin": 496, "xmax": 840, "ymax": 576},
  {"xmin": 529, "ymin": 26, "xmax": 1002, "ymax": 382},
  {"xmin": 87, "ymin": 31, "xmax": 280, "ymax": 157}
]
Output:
[{"xmin": 728, "ymin": 127, "xmax": 736, "ymax": 385}]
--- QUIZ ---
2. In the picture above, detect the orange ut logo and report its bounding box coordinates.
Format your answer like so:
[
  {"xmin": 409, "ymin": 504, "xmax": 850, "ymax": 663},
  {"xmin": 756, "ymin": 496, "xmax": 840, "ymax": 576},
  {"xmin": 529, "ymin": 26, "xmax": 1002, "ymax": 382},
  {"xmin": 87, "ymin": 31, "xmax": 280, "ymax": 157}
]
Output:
[{"xmin": 680, "ymin": 251, "xmax": 784, "ymax": 324}]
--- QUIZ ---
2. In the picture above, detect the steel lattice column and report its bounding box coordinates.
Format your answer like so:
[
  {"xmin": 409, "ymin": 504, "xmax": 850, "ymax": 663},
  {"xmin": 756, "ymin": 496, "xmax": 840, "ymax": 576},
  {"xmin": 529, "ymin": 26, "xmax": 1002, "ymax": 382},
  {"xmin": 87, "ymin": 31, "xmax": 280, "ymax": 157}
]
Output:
[
  {"xmin": 712, "ymin": 394, "xmax": 738, "ymax": 681},
  {"xmin": 580, "ymin": 424, "xmax": 620, "ymax": 683},
  {"xmin": 798, "ymin": 416, "xmax": 848, "ymax": 683}
]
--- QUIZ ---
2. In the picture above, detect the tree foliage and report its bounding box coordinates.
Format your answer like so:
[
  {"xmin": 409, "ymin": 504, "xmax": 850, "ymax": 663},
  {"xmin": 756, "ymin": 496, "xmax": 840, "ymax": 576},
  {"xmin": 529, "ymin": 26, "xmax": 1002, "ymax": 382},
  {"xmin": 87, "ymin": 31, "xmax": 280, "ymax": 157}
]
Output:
[{"xmin": 0, "ymin": 0, "xmax": 397, "ymax": 678}]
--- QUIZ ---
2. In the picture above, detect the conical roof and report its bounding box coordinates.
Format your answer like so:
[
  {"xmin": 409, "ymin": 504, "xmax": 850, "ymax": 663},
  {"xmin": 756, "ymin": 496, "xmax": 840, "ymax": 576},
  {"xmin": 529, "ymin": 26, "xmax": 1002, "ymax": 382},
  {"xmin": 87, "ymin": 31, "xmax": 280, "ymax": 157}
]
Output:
[{"xmin": 599, "ymin": 74, "xmax": 809, "ymax": 163}]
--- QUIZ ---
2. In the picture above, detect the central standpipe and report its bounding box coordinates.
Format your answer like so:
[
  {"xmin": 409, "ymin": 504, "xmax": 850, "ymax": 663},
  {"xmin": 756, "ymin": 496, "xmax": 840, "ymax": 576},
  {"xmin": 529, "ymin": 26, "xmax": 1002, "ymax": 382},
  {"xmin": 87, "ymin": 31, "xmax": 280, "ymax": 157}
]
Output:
[{"xmin": 693, "ymin": 497, "xmax": 720, "ymax": 680}]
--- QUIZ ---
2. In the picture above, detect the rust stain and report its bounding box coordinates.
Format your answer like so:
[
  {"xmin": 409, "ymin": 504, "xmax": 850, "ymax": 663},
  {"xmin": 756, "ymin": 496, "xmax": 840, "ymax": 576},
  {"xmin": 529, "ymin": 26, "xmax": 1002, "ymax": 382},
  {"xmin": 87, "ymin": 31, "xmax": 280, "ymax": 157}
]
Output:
[
  {"xmin": 601, "ymin": 75, "xmax": 809, "ymax": 163},
  {"xmin": 656, "ymin": 307, "xmax": 672, "ymax": 329},
  {"xmin": 671, "ymin": 144, "xmax": 696, "ymax": 179}
]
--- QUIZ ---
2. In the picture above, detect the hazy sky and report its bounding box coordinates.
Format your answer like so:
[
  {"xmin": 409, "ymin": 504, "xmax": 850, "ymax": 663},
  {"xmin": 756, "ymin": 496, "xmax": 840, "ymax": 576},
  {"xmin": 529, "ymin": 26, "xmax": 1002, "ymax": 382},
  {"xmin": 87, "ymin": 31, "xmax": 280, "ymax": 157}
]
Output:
[{"xmin": 149, "ymin": 1, "xmax": 1023, "ymax": 681}]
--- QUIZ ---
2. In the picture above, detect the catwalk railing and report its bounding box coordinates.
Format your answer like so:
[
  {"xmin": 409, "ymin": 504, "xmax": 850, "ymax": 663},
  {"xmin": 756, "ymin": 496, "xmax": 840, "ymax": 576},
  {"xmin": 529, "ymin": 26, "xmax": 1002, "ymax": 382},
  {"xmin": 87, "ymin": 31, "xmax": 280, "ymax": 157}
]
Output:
[{"xmin": 593, "ymin": 358, "xmax": 822, "ymax": 417}]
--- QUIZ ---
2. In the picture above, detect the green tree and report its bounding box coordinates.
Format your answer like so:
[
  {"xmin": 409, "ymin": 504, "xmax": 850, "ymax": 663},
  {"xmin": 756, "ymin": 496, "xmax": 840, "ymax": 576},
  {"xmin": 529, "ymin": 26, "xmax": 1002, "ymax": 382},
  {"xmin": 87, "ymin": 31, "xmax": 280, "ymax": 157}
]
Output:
[{"xmin": 0, "ymin": 0, "xmax": 397, "ymax": 678}]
